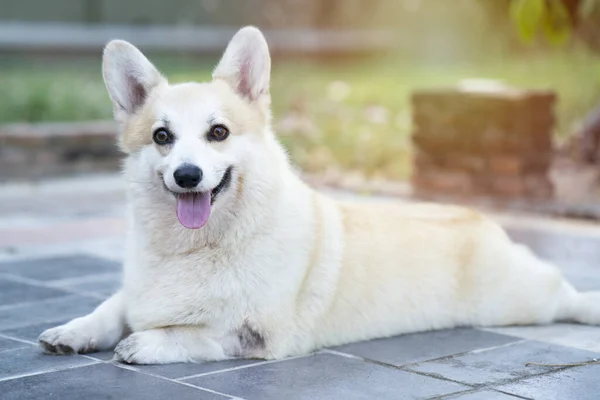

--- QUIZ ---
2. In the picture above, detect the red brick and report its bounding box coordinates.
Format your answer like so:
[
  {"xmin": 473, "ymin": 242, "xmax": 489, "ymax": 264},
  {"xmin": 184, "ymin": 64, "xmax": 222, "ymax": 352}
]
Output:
[
  {"xmin": 481, "ymin": 128, "xmax": 506, "ymax": 152},
  {"xmin": 414, "ymin": 151, "xmax": 444, "ymax": 170},
  {"xmin": 524, "ymin": 175, "xmax": 553, "ymax": 198},
  {"xmin": 412, "ymin": 132, "xmax": 455, "ymax": 153},
  {"xmin": 412, "ymin": 170, "xmax": 472, "ymax": 193},
  {"xmin": 492, "ymin": 176, "xmax": 525, "ymax": 197},
  {"xmin": 522, "ymin": 154, "xmax": 553, "ymax": 173},
  {"xmin": 447, "ymin": 154, "xmax": 486, "ymax": 173},
  {"xmin": 488, "ymin": 156, "xmax": 524, "ymax": 176},
  {"xmin": 414, "ymin": 151, "xmax": 432, "ymax": 169}
]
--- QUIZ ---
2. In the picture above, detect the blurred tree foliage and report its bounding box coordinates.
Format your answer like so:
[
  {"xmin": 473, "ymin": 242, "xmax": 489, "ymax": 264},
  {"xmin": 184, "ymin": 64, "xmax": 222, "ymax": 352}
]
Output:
[{"xmin": 509, "ymin": 0, "xmax": 600, "ymax": 48}]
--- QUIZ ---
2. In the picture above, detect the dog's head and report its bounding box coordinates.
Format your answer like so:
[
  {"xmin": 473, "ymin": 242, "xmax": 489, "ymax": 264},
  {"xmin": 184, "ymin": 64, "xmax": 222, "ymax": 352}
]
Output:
[{"xmin": 103, "ymin": 27, "xmax": 277, "ymax": 230}]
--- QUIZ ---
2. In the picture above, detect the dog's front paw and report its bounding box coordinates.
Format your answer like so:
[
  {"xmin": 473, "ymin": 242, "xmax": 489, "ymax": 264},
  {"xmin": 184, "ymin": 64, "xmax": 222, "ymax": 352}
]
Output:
[
  {"xmin": 39, "ymin": 321, "xmax": 97, "ymax": 355},
  {"xmin": 114, "ymin": 330, "xmax": 190, "ymax": 364}
]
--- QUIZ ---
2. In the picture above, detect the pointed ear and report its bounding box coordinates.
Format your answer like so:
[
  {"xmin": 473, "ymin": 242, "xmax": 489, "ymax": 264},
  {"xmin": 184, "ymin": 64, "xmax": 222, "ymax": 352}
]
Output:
[
  {"xmin": 102, "ymin": 40, "xmax": 166, "ymax": 122},
  {"xmin": 212, "ymin": 26, "xmax": 271, "ymax": 102}
]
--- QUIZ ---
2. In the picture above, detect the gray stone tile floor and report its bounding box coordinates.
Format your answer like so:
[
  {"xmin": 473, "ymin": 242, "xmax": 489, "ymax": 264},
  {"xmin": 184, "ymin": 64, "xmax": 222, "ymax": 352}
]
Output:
[{"xmin": 0, "ymin": 174, "xmax": 599, "ymax": 399}]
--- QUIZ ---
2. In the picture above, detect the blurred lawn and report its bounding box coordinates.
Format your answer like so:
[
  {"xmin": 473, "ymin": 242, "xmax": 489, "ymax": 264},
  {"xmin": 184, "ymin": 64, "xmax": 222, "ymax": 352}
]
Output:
[{"xmin": 1, "ymin": 50, "xmax": 599, "ymax": 180}]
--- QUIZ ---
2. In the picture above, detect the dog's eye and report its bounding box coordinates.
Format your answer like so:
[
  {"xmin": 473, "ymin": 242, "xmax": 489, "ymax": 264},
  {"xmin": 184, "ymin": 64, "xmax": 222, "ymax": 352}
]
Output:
[
  {"xmin": 153, "ymin": 128, "xmax": 173, "ymax": 145},
  {"xmin": 208, "ymin": 125, "xmax": 229, "ymax": 142}
]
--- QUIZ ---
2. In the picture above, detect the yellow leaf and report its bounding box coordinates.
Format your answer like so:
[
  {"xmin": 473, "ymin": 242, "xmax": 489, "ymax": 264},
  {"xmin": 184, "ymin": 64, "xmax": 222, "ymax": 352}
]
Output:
[
  {"xmin": 509, "ymin": 0, "xmax": 545, "ymax": 43},
  {"xmin": 542, "ymin": 0, "xmax": 572, "ymax": 46}
]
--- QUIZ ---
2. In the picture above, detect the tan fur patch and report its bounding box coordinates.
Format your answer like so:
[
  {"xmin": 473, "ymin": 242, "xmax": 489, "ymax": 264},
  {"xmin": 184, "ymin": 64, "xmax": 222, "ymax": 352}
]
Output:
[
  {"xmin": 119, "ymin": 86, "xmax": 164, "ymax": 154},
  {"xmin": 455, "ymin": 235, "xmax": 477, "ymax": 303},
  {"xmin": 120, "ymin": 107, "xmax": 154, "ymax": 153},
  {"xmin": 334, "ymin": 202, "xmax": 489, "ymax": 316},
  {"xmin": 235, "ymin": 173, "xmax": 245, "ymax": 204},
  {"xmin": 306, "ymin": 193, "xmax": 324, "ymax": 277},
  {"xmin": 295, "ymin": 193, "xmax": 323, "ymax": 312}
]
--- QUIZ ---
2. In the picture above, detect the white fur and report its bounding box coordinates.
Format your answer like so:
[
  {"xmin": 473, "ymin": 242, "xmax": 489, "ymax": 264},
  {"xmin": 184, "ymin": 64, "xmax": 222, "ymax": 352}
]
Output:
[{"xmin": 39, "ymin": 26, "xmax": 600, "ymax": 364}]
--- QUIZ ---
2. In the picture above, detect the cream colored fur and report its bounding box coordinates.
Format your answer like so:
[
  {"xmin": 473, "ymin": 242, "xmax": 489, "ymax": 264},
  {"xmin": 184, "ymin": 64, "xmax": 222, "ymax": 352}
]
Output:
[{"xmin": 39, "ymin": 26, "xmax": 600, "ymax": 364}]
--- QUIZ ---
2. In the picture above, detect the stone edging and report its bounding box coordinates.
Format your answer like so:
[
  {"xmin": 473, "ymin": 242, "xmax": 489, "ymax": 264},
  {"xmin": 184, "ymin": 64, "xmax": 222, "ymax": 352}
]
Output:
[{"xmin": 0, "ymin": 120, "xmax": 121, "ymax": 181}]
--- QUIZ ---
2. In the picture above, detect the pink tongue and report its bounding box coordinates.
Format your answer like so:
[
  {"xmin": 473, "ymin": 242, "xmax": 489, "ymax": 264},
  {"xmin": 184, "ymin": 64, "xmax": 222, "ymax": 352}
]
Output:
[{"xmin": 176, "ymin": 192, "xmax": 211, "ymax": 229}]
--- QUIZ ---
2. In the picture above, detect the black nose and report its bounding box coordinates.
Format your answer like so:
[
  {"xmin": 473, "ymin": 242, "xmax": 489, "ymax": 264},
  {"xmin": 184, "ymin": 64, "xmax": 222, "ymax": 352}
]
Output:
[{"xmin": 173, "ymin": 164, "xmax": 202, "ymax": 188}]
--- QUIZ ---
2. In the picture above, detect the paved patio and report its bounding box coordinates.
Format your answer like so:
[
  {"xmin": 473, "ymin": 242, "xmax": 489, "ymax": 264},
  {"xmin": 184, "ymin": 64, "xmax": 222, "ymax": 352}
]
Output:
[{"xmin": 1, "ymin": 174, "xmax": 599, "ymax": 399}]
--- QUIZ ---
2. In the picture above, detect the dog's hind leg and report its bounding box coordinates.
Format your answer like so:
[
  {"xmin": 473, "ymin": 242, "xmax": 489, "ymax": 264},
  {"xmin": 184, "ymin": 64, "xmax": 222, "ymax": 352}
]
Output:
[
  {"xmin": 554, "ymin": 281, "xmax": 600, "ymax": 325},
  {"xmin": 473, "ymin": 241, "xmax": 600, "ymax": 328},
  {"xmin": 39, "ymin": 291, "xmax": 127, "ymax": 354},
  {"xmin": 510, "ymin": 243, "xmax": 600, "ymax": 325},
  {"xmin": 508, "ymin": 243, "xmax": 600, "ymax": 326}
]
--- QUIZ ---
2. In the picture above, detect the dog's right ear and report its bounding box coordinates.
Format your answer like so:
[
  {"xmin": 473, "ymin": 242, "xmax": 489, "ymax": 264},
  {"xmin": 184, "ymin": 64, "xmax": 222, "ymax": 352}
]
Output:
[{"xmin": 102, "ymin": 40, "xmax": 166, "ymax": 123}]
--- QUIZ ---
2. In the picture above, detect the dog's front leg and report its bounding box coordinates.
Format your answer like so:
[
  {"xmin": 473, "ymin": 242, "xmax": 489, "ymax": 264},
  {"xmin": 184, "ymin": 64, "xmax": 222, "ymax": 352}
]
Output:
[
  {"xmin": 39, "ymin": 291, "xmax": 127, "ymax": 354},
  {"xmin": 113, "ymin": 326, "xmax": 232, "ymax": 365}
]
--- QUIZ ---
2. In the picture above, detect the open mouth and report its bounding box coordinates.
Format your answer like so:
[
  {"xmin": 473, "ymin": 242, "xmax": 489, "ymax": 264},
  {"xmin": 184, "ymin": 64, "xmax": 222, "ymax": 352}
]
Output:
[
  {"xmin": 163, "ymin": 166, "xmax": 233, "ymax": 229},
  {"xmin": 209, "ymin": 166, "xmax": 233, "ymax": 204}
]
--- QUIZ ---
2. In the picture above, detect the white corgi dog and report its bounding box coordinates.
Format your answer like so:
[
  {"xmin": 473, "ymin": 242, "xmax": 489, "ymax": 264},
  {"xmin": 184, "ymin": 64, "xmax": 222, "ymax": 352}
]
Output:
[{"xmin": 39, "ymin": 26, "xmax": 600, "ymax": 364}]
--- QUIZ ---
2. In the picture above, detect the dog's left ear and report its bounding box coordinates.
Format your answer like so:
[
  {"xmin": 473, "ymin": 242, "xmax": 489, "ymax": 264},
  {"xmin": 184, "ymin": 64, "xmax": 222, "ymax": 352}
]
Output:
[{"xmin": 213, "ymin": 26, "xmax": 271, "ymax": 103}]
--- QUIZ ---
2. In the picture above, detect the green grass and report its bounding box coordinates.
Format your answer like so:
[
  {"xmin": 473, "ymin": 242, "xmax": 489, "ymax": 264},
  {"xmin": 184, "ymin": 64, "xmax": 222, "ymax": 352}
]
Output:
[{"xmin": 1, "ymin": 50, "xmax": 599, "ymax": 180}]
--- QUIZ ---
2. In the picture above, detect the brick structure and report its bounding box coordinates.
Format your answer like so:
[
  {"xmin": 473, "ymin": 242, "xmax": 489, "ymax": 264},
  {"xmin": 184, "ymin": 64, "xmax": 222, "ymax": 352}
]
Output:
[
  {"xmin": 411, "ymin": 85, "xmax": 555, "ymax": 199},
  {"xmin": 0, "ymin": 121, "xmax": 120, "ymax": 181}
]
